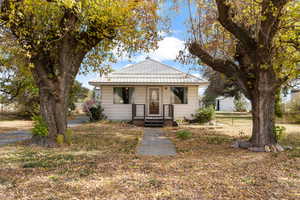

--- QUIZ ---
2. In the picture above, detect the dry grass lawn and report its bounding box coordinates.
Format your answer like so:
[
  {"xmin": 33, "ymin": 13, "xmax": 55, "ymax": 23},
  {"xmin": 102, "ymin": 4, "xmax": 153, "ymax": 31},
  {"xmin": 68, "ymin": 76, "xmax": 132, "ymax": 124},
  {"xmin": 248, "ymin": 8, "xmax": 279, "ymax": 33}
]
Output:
[{"xmin": 0, "ymin": 120, "xmax": 299, "ymax": 200}]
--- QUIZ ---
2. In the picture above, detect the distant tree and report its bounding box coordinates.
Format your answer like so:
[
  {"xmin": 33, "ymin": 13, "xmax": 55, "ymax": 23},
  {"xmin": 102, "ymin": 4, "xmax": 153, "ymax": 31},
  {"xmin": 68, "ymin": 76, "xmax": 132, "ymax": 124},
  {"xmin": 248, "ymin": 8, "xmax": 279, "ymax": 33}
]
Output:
[
  {"xmin": 0, "ymin": 0, "xmax": 161, "ymax": 146},
  {"xmin": 202, "ymin": 66, "xmax": 240, "ymax": 107},
  {"xmin": 68, "ymin": 81, "xmax": 89, "ymax": 111},
  {"xmin": 183, "ymin": 0, "xmax": 299, "ymax": 150},
  {"xmin": 233, "ymin": 93, "xmax": 247, "ymax": 112},
  {"xmin": 0, "ymin": 65, "xmax": 89, "ymax": 116}
]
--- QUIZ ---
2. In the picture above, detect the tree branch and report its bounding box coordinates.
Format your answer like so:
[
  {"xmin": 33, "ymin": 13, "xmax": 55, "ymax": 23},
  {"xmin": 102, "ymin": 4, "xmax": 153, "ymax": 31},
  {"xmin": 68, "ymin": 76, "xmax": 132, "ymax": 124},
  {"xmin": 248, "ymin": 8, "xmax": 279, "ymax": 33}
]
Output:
[
  {"xmin": 259, "ymin": 0, "xmax": 289, "ymax": 48},
  {"xmin": 215, "ymin": 0, "xmax": 257, "ymax": 51},
  {"xmin": 189, "ymin": 41, "xmax": 251, "ymax": 98},
  {"xmin": 189, "ymin": 41, "xmax": 237, "ymax": 76}
]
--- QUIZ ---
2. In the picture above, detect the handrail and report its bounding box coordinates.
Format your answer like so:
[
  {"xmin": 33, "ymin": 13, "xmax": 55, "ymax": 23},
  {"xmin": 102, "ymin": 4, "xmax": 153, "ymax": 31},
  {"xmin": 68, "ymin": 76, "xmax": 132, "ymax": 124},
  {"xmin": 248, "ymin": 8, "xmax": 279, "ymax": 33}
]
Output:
[
  {"xmin": 132, "ymin": 104, "xmax": 146, "ymax": 120},
  {"xmin": 163, "ymin": 104, "xmax": 174, "ymax": 121},
  {"xmin": 133, "ymin": 104, "xmax": 174, "ymax": 121}
]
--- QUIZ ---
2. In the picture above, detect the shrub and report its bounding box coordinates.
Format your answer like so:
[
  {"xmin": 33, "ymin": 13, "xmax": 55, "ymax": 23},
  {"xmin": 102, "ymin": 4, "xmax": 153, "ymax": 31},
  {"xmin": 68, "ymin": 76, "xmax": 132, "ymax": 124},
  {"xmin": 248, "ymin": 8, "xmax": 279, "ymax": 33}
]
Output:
[
  {"xmin": 194, "ymin": 106, "xmax": 215, "ymax": 123},
  {"xmin": 176, "ymin": 130, "xmax": 192, "ymax": 140},
  {"xmin": 273, "ymin": 126, "xmax": 286, "ymax": 142},
  {"xmin": 56, "ymin": 134, "xmax": 64, "ymax": 145},
  {"xmin": 83, "ymin": 100, "xmax": 106, "ymax": 122},
  {"xmin": 65, "ymin": 129, "xmax": 73, "ymax": 145},
  {"xmin": 31, "ymin": 115, "xmax": 48, "ymax": 137},
  {"xmin": 234, "ymin": 96, "xmax": 247, "ymax": 112}
]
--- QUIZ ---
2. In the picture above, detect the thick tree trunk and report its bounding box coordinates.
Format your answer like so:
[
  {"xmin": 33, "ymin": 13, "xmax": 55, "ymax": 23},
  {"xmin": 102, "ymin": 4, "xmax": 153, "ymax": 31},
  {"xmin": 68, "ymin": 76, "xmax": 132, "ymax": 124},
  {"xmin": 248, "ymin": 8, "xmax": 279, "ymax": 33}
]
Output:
[
  {"xmin": 250, "ymin": 90, "xmax": 277, "ymax": 147},
  {"xmin": 31, "ymin": 47, "xmax": 85, "ymax": 146},
  {"xmin": 245, "ymin": 69, "xmax": 279, "ymax": 149},
  {"xmin": 38, "ymin": 84, "xmax": 69, "ymax": 145}
]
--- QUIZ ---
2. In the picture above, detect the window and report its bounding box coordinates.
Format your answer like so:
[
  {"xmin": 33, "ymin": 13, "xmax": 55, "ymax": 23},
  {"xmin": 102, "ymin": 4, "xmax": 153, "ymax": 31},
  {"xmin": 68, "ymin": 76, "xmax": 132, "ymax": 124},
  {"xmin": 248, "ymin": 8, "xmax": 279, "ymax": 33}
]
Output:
[
  {"xmin": 113, "ymin": 87, "xmax": 134, "ymax": 104},
  {"xmin": 171, "ymin": 87, "xmax": 188, "ymax": 104}
]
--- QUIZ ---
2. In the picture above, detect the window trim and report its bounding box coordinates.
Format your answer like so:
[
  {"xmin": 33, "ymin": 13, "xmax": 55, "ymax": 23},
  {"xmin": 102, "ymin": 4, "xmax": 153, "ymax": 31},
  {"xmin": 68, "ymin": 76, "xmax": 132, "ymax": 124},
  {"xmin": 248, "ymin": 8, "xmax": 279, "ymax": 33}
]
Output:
[{"xmin": 170, "ymin": 86, "xmax": 188, "ymax": 104}]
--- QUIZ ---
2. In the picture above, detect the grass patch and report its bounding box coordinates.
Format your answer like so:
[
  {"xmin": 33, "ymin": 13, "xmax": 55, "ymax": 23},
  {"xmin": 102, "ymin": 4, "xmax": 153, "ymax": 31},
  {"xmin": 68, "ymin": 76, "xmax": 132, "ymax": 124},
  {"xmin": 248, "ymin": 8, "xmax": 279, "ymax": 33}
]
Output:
[
  {"xmin": 22, "ymin": 154, "xmax": 75, "ymax": 168},
  {"xmin": 176, "ymin": 130, "xmax": 192, "ymax": 140},
  {"xmin": 206, "ymin": 135, "xmax": 233, "ymax": 144}
]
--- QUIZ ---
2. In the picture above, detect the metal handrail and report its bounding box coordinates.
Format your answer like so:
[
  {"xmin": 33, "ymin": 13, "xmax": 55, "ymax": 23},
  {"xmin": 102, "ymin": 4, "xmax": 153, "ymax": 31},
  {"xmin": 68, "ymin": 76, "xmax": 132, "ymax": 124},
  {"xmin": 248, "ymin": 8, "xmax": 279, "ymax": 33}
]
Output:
[
  {"xmin": 163, "ymin": 104, "xmax": 174, "ymax": 121},
  {"xmin": 133, "ymin": 104, "xmax": 174, "ymax": 121},
  {"xmin": 132, "ymin": 104, "xmax": 146, "ymax": 120}
]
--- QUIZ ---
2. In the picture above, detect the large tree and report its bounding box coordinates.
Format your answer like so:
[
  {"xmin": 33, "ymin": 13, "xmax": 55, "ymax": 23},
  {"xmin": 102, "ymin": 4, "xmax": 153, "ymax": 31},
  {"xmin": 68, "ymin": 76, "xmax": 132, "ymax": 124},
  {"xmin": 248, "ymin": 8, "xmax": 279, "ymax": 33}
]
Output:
[
  {"xmin": 184, "ymin": 0, "xmax": 299, "ymax": 151},
  {"xmin": 0, "ymin": 0, "xmax": 160, "ymax": 145}
]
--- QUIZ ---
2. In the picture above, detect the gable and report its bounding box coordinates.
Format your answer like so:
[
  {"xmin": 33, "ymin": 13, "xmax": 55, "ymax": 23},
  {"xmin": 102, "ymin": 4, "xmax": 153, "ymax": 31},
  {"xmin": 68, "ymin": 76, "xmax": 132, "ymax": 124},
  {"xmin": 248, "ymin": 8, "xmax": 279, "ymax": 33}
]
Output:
[{"xmin": 115, "ymin": 59, "xmax": 182, "ymax": 74}]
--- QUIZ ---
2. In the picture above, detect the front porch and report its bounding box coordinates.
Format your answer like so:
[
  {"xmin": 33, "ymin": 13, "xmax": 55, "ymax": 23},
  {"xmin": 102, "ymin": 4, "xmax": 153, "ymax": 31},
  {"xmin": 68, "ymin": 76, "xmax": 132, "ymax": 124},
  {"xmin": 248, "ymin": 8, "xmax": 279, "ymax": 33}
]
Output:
[{"xmin": 132, "ymin": 104, "xmax": 175, "ymax": 127}]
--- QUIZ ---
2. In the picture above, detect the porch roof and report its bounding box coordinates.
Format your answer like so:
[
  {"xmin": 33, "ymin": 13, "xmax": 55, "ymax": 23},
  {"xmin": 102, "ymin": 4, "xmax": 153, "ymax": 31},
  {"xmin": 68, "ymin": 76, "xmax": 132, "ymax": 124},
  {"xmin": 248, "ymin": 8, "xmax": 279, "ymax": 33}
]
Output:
[{"xmin": 89, "ymin": 58, "xmax": 208, "ymax": 86}]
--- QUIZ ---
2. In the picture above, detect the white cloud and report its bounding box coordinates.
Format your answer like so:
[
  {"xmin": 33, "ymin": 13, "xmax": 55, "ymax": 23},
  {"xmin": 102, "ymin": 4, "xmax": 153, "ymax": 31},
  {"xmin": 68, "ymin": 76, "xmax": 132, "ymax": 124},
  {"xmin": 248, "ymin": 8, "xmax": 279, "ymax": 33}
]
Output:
[{"xmin": 134, "ymin": 37, "xmax": 185, "ymax": 62}]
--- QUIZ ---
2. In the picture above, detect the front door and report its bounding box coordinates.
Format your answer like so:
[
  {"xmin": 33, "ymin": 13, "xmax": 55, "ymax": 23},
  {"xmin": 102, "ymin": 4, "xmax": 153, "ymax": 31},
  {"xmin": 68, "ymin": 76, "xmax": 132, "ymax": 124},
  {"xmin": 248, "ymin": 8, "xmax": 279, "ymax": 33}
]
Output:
[{"xmin": 148, "ymin": 87, "xmax": 161, "ymax": 115}]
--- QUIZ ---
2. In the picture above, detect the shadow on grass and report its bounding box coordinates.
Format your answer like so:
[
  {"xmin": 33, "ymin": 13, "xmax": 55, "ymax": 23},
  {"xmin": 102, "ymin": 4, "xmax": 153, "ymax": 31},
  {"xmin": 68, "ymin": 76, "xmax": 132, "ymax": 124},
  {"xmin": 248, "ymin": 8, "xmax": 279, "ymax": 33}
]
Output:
[
  {"xmin": 0, "ymin": 122, "xmax": 142, "ymax": 181},
  {"xmin": 70, "ymin": 123, "xmax": 141, "ymax": 153},
  {"xmin": 168, "ymin": 127, "xmax": 300, "ymax": 157}
]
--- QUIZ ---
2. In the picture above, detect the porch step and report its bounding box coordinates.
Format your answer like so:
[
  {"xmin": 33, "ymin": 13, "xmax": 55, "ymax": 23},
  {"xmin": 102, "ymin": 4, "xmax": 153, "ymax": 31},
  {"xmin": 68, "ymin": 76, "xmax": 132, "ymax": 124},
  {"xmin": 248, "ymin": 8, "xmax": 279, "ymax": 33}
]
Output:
[{"xmin": 144, "ymin": 119, "xmax": 164, "ymax": 127}]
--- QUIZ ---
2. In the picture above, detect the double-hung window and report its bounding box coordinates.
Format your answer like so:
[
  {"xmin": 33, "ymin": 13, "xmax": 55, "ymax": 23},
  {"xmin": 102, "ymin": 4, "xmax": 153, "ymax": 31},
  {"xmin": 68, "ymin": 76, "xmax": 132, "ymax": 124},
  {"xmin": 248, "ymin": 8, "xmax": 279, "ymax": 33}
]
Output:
[
  {"xmin": 113, "ymin": 87, "xmax": 134, "ymax": 104},
  {"xmin": 170, "ymin": 87, "xmax": 188, "ymax": 104}
]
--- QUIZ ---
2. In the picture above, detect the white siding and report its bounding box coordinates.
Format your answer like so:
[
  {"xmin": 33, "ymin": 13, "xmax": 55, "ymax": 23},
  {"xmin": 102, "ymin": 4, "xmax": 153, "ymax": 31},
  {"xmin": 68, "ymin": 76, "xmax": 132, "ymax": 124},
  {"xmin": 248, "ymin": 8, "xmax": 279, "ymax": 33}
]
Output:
[
  {"xmin": 172, "ymin": 86, "xmax": 199, "ymax": 120},
  {"xmin": 101, "ymin": 86, "xmax": 129, "ymax": 120},
  {"xmin": 101, "ymin": 85, "xmax": 200, "ymax": 120},
  {"xmin": 101, "ymin": 86, "xmax": 146, "ymax": 120},
  {"xmin": 134, "ymin": 86, "xmax": 147, "ymax": 117}
]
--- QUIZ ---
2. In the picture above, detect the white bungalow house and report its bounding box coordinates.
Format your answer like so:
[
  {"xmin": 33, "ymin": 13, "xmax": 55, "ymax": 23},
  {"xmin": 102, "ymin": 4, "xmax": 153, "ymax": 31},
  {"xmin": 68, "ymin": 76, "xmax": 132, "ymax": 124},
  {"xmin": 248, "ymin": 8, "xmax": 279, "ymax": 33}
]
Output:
[{"xmin": 89, "ymin": 58, "xmax": 208, "ymax": 126}]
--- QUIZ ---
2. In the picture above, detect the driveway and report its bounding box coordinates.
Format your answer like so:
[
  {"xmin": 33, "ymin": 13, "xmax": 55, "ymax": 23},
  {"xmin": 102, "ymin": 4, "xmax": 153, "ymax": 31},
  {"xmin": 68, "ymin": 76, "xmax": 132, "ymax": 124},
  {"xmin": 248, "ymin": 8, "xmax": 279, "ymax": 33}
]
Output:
[{"xmin": 0, "ymin": 116, "xmax": 89, "ymax": 146}]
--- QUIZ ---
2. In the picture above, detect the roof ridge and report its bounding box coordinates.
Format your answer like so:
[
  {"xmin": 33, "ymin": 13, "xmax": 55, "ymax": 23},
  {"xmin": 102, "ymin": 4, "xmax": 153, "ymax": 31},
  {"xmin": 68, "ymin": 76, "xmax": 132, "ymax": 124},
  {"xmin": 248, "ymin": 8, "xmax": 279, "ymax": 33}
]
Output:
[
  {"xmin": 111, "ymin": 60, "xmax": 148, "ymax": 74},
  {"xmin": 120, "ymin": 59, "xmax": 148, "ymax": 70},
  {"xmin": 147, "ymin": 59, "xmax": 183, "ymax": 74},
  {"xmin": 108, "ymin": 58, "xmax": 205, "ymax": 82},
  {"xmin": 148, "ymin": 59, "xmax": 205, "ymax": 81}
]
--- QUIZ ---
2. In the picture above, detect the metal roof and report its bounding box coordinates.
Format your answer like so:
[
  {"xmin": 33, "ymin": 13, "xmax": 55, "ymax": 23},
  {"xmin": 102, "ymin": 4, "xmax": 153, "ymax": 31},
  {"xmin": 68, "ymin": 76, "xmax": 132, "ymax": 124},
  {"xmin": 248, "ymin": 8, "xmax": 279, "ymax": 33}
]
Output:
[
  {"xmin": 89, "ymin": 58, "xmax": 208, "ymax": 86},
  {"xmin": 291, "ymin": 89, "xmax": 300, "ymax": 93}
]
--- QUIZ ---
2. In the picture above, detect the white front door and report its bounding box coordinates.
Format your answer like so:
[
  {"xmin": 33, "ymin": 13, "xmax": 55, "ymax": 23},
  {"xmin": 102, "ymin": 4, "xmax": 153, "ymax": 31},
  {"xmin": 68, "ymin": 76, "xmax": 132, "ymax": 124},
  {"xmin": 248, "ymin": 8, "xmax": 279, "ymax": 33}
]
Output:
[{"xmin": 148, "ymin": 87, "xmax": 161, "ymax": 116}]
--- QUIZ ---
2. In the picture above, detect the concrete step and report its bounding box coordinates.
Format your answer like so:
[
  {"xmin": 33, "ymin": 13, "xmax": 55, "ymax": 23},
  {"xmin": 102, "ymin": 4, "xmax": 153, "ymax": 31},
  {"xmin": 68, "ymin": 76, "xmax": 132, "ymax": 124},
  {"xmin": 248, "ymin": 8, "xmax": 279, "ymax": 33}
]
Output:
[
  {"xmin": 144, "ymin": 120, "xmax": 164, "ymax": 127},
  {"xmin": 144, "ymin": 123, "xmax": 164, "ymax": 127}
]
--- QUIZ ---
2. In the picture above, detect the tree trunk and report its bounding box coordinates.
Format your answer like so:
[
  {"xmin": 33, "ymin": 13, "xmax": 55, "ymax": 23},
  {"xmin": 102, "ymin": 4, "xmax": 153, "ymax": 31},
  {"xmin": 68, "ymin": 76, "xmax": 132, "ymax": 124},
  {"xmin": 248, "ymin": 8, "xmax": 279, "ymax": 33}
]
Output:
[
  {"xmin": 38, "ymin": 84, "xmax": 69, "ymax": 145},
  {"xmin": 249, "ymin": 72, "xmax": 277, "ymax": 147},
  {"xmin": 31, "ymin": 49, "xmax": 84, "ymax": 146}
]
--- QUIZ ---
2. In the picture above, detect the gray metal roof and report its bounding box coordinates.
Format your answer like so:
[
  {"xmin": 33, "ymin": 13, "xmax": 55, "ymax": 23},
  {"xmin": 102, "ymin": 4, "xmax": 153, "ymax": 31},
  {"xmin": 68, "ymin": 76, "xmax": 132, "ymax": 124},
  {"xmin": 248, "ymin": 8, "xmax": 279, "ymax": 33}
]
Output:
[
  {"xmin": 291, "ymin": 89, "xmax": 300, "ymax": 93},
  {"xmin": 89, "ymin": 58, "xmax": 208, "ymax": 86}
]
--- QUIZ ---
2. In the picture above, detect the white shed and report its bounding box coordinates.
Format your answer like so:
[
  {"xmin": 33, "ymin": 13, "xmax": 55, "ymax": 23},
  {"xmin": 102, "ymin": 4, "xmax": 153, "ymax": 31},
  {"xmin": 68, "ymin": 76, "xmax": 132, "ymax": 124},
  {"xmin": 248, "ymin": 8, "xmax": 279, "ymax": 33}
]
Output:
[{"xmin": 215, "ymin": 96, "xmax": 251, "ymax": 112}]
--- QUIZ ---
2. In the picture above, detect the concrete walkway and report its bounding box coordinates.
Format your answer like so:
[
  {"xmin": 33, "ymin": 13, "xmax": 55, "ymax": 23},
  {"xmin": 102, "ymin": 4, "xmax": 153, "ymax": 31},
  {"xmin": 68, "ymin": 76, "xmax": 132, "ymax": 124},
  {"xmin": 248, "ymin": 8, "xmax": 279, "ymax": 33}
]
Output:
[
  {"xmin": 0, "ymin": 116, "xmax": 89, "ymax": 147},
  {"xmin": 137, "ymin": 128, "xmax": 176, "ymax": 156}
]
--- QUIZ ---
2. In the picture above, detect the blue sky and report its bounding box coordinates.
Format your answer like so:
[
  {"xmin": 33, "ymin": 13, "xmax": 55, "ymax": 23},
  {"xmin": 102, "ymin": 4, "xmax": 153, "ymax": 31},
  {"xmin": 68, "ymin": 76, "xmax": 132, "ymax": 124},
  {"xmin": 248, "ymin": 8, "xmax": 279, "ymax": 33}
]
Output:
[{"xmin": 76, "ymin": 2, "xmax": 203, "ymax": 90}]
